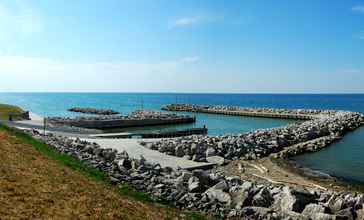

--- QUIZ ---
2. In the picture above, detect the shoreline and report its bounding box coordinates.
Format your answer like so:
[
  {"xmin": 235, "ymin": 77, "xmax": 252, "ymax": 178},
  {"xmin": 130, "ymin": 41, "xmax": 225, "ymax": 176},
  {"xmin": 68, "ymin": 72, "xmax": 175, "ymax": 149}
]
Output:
[
  {"xmin": 213, "ymin": 156, "xmax": 364, "ymax": 194},
  {"xmin": 282, "ymin": 157, "xmax": 364, "ymax": 193},
  {"xmin": 288, "ymin": 159, "xmax": 364, "ymax": 193},
  {"xmin": 5, "ymin": 103, "xmax": 364, "ymax": 218},
  {"xmin": 7, "ymin": 105, "xmax": 364, "ymax": 189}
]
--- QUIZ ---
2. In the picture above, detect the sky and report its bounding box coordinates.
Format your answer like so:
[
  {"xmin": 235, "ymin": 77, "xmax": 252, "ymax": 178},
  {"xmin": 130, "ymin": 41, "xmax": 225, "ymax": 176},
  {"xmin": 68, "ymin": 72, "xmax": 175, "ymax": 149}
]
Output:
[{"xmin": 0, "ymin": 0, "xmax": 364, "ymax": 93}]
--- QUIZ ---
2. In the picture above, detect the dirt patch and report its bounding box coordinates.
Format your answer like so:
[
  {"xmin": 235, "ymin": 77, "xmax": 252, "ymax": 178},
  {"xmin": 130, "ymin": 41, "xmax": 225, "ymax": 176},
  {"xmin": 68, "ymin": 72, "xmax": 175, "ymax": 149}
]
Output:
[{"xmin": 212, "ymin": 156, "xmax": 364, "ymax": 193}]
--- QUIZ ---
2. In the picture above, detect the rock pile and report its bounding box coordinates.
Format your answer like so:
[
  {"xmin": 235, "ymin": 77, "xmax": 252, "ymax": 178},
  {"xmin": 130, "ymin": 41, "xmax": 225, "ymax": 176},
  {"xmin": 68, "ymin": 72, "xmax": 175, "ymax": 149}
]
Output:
[
  {"xmin": 48, "ymin": 109, "xmax": 193, "ymax": 123},
  {"xmin": 142, "ymin": 111, "xmax": 364, "ymax": 160},
  {"xmin": 67, "ymin": 107, "xmax": 120, "ymax": 115},
  {"xmin": 15, "ymin": 128, "xmax": 364, "ymax": 219},
  {"xmin": 161, "ymin": 104, "xmax": 340, "ymax": 116}
]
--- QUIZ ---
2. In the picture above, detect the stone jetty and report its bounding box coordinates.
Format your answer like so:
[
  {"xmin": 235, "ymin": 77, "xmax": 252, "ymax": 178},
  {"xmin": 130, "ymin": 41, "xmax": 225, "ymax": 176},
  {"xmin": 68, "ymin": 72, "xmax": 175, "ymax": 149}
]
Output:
[
  {"xmin": 47, "ymin": 109, "xmax": 195, "ymax": 129},
  {"xmin": 154, "ymin": 105, "xmax": 364, "ymax": 161},
  {"xmin": 15, "ymin": 127, "xmax": 364, "ymax": 219},
  {"xmin": 161, "ymin": 104, "xmax": 343, "ymax": 120},
  {"xmin": 67, "ymin": 107, "xmax": 120, "ymax": 115}
]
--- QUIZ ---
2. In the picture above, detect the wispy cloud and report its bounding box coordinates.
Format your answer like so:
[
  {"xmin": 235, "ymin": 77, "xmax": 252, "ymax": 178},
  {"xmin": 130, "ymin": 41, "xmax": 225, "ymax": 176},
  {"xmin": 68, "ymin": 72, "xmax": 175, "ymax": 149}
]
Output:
[
  {"xmin": 220, "ymin": 61, "xmax": 226, "ymax": 63},
  {"xmin": 182, "ymin": 56, "xmax": 199, "ymax": 62},
  {"xmin": 0, "ymin": 1, "xmax": 42, "ymax": 39},
  {"xmin": 338, "ymin": 69, "xmax": 364, "ymax": 75},
  {"xmin": 167, "ymin": 12, "xmax": 250, "ymax": 28},
  {"xmin": 168, "ymin": 16, "xmax": 211, "ymax": 28},
  {"xmin": 0, "ymin": 55, "xmax": 200, "ymax": 92},
  {"xmin": 168, "ymin": 18, "xmax": 198, "ymax": 28},
  {"xmin": 352, "ymin": 6, "xmax": 364, "ymax": 13}
]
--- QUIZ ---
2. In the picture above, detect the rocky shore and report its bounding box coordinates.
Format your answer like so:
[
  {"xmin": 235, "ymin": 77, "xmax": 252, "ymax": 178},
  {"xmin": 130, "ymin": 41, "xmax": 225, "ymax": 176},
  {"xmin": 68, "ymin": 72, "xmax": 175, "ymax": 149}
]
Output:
[
  {"xmin": 67, "ymin": 107, "xmax": 120, "ymax": 115},
  {"xmin": 15, "ymin": 128, "xmax": 364, "ymax": 219}
]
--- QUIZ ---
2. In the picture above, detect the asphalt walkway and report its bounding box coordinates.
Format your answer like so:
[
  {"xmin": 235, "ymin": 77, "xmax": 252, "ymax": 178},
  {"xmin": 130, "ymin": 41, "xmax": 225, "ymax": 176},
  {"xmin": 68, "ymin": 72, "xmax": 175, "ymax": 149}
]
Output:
[{"xmin": 80, "ymin": 138, "xmax": 213, "ymax": 170}]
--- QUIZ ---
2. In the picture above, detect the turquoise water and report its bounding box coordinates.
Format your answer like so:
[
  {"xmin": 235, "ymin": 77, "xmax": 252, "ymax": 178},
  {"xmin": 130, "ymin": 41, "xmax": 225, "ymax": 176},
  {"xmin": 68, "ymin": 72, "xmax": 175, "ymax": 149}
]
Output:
[
  {"xmin": 292, "ymin": 126, "xmax": 364, "ymax": 182},
  {"xmin": 1, "ymin": 93, "xmax": 364, "ymax": 182}
]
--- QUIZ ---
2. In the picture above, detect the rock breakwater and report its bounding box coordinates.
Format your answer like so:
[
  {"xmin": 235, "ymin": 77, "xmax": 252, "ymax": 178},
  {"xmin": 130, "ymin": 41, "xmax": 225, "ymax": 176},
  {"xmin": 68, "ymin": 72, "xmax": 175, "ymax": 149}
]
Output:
[
  {"xmin": 162, "ymin": 104, "xmax": 339, "ymax": 117},
  {"xmin": 47, "ymin": 109, "xmax": 195, "ymax": 129},
  {"xmin": 67, "ymin": 107, "xmax": 120, "ymax": 115},
  {"xmin": 14, "ymin": 127, "xmax": 364, "ymax": 219},
  {"xmin": 152, "ymin": 106, "xmax": 364, "ymax": 161}
]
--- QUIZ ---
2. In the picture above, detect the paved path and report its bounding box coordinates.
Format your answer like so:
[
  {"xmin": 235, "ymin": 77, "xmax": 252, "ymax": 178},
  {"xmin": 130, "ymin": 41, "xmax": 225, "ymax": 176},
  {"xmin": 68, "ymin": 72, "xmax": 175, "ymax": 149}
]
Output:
[
  {"xmin": 80, "ymin": 138, "xmax": 213, "ymax": 170},
  {"xmin": 1, "ymin": 112, "xmax": 213, "ymax": 170}
]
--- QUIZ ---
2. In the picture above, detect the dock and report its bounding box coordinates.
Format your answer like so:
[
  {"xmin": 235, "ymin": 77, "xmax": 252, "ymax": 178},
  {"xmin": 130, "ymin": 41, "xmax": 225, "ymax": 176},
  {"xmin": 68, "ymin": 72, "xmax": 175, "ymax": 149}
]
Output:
[{"xmin": 90, "ymin": 127, "xmax": 207, "ymax": 139}]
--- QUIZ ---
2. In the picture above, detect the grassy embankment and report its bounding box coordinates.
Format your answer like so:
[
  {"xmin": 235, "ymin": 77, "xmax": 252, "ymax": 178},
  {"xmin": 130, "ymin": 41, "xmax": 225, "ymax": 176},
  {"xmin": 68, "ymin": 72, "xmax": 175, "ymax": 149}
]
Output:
[
  {"xmin": 0, "ymin": 123, "xmax": 207, "ymax": 219},
  {"xmin": 0, "ymin": 104, "xmax": 20, "ymax": 121}
]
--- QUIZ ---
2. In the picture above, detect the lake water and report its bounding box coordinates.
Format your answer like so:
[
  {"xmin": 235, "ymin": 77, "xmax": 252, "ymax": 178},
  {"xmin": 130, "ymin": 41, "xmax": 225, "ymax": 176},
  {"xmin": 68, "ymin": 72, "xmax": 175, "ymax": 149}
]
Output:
[{"xmin": 1, "ymin": 93, "xmax": 364, "ymax": 182}]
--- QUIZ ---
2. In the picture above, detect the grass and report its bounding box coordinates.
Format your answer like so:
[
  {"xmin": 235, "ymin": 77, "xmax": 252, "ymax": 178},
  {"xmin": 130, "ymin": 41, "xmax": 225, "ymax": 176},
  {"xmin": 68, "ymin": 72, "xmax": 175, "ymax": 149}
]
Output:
[
  {"xmin": 0, "ymin": 123, "xmax": 208, "ymax": 219},
  {"xmin": 0, "ymin": 104, "xmax": 19, "ymax": 113},
  {"xmin": 0, "ymin": 104, "xmax": 20, "ymax": 121}
]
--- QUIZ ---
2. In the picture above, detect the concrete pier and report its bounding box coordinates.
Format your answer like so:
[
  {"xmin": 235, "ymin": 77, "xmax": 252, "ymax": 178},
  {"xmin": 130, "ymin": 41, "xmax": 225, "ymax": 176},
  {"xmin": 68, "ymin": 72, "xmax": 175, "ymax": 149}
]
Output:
[{"xmin": 90, "ymin": 127, "xmax": 208, "ymax": 139}]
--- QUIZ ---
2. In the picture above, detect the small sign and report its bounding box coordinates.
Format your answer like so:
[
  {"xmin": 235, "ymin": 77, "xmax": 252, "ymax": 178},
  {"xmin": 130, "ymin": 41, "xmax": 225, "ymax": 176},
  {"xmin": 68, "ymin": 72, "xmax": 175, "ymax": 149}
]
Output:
[{"xmin": 43, "ymin": 118, "xmax": 47, "ymax": 135}]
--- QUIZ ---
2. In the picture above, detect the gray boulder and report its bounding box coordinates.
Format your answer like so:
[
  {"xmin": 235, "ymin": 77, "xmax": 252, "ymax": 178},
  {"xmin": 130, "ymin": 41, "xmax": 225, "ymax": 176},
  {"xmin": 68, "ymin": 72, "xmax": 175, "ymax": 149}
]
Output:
[
  {"xmin": 188, "ymin": 181, "xmax": 202, "ymax": 193},
  {"xmin": 212, "ymin": 180, "xmax": 230, "ymax": 192},
  {"xmin": 138, "ymin": 165, "xmax": 153, "ymax": 173},
  {"xmin": 206, "ymin": 155, "xmax": 225, "ymax": 166},
  {"xmin": 192, "ymin": 155, "xmax": 200, "ymax": 162},
  {"xmin": 167, "ymin": 143, "xmax": 176, "ymax": 151},
  {"xmin": 103, "ymin": 150, "xmax": 116, "ymax": 161},
  {"xmin": 118, "ymin": 159, "xmax": 132, "ymax": 170},
  {"xmin": 325, "ymin": 194, "xmax": 347, "ymax": 214},
  {"xmin": 191, "ymin": 144, "xmax": 203, "ymax": 155},
  {"xmin": 252, "ymin": 194, "xmax": 272, "ymax": 208},
  {"xmin": 84, "ymin": 144, "xmax": 95, "ymax": 154},
  {"xmin": 301, "ymin": 204, "xmax": 329, "ymax": 218},
  {"xmin": 192, "ymin": 169, "xmax": 210, "ymax": 185},
  {"xmin": 229, "ymin": 187, "xmax": 254, "ymax": 208},
  {"xmin": 311, "ymin": 213, "xmax": 338, "ymax": 220},
  {"xmin": 175, "ymin": 145, "xmax": 184, "ymax": 157},
  {"xmin": 355, "ymin": 195, "xmax": 364, "ymax": 209},
  {"xmin": 335, "ymin": 208, "xmax": 354, "ymax": 220},
  {"xmin": 204, "ymin": 188, "xmax": 231, "ymax": 204},
  {"xmin": 182, "ymin": 171, "xmax": 192, "ymax": 182},
  {"xmin": 206, "ymin": 147, "xmax": 217, "ymax": 157},
  {"xmin": 93, "ymin": 148, "xmax": 104, "ymax": 156},
  {"xmin": 163, "ymin": 166, "xmax": 174, "ymax": 174},
  {"xmin": 271, "ymin": 186, "xmax": 317, "ymax": 213}
]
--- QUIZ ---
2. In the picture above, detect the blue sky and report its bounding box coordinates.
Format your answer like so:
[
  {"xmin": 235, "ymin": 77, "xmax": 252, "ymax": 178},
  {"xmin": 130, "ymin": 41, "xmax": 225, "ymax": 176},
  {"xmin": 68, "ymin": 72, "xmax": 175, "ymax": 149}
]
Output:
[{"xmin": 1, "ymin": 0, "xmax": 364, "ymax": 93}]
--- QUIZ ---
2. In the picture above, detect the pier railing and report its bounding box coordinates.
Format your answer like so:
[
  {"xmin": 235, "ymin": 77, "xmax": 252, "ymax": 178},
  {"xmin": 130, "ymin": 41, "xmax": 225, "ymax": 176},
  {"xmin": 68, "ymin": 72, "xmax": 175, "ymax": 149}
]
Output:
[{"xmin": 201, "ymin": 109, "xmax": 321, "ymax": 120}]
